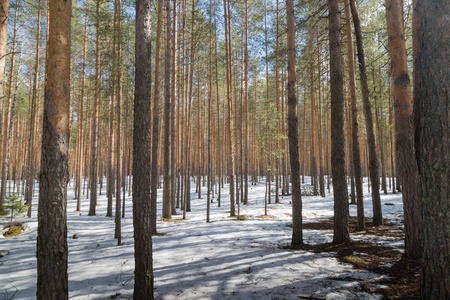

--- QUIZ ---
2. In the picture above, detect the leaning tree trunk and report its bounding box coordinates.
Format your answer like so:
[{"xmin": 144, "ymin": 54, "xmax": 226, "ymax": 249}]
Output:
[
  {"xmin": 349, "ymin": 0, "xmax": 382, "ymax": 226},
  {"xmin": 329, "ymin": 0, "xmax": 350, "ymax": 244},
  {"xmin": 344, "ymin": 0, "xmax": 364, "ymax": 231},
  {"xmin": 36, "ymin": 0, "xmax": 71, "ymax": 297},
  {"xmin": 413, "ymin": 0, "xmax": 449, "ymax": 298}
]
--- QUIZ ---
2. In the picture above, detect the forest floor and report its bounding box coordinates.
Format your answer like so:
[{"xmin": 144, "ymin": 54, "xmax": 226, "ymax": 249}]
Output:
[
  {"xmin": 0, "ymin": 177, "xmax": 418, "ymax": 299},
  {"xmin": 294, "ymin": 217, "xmax": 420, "ymax": 299}
]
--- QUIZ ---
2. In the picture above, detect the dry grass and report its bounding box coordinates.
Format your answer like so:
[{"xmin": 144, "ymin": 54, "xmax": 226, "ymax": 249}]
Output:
[
  {"xmin": 260, "ymin": 215, "xmax": 276, "ymax": 219},
  {"xmin": 159, "ymin": 218, "xmax": 187, "ymax": 222},
  {"xmin": 3, "ymin": 225, "xmax": 22, "ymax": 237}
]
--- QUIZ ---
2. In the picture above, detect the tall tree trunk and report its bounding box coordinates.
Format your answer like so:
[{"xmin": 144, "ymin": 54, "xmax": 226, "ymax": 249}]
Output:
[
  {"xmin": 385, "ymin": 0, "xmax": 421, "ymax": 260},
  {"xmin": 150, "ymin": 0, "xmax": 163, "ymax": 234},
  {"xmin": 349, "ymin": 0, "xmax": 382, "ymax": 226},
  {"xmin": 89, "ymin": 0, "xmax": 101, "ymax": 216},
  {"xmin": 214, "ymin": 4, "xmax": 221, "ymax": 207},
  {"xmin": 373, "ymin": 66, "xmax": 387, "ymax": 195},
  {"xmin": 114, "ymin": 0, "xmax": 122, "ymax": 245},
  {"xmin": 317, "ymin": 39, "xmax": 325, "ymax": 197},
  {"xmin": 329, "ymin": 0, "xmax": 350, "ymax": 244},
  {"xmin": 223, "ymin": 0, "xmax": 235, "ymax": 216},
  {"xmin": 76, "ymin": 12, "xmax": 88, "ymax": 212},
  {"xmin": 301, "ymin": 89, "xmax": 306, "ymax": 184},
  {"xmin": 344, "ymin": 0, "xmax": 364, "ymax": 231},
  {"xmin": 243, "ymin": 0, "xmax": 249, "ymax": 205},
  {"xmin": 162, "ymin": 0, "xmax": 172, "ymax": 219},
  {"xmin": 170, "ymin": 0, "xmax": 177, "ymax": 215},
  {"xmin": 286, "ymin": 0, "xmax": 302, "ymax": 246},
  {"xmin": 36, "ymin": 0, "xmax": 71, "ymax": 296},
  {"xmin": 388, "ymin": 79, "xmax": 396, "ymax": 194},
  {"xmin": 413, "ymin": 0, "xmax": 449, "ymax": 297},
  {"xmin": 0, "ymin": 5, "xmax": 17, "ymax": 206},
  {"xmin": 133, "ymin": 0, "xmax": 153, "ymax": 295},
  {"xmin": 310, "ymin": 52, "xmax": 317, "ymax": 196},
  {"xmin": 206, "ymin": 0, "xmax": 213, "ymax": 222},
  {"xmin": 0, "ymin": 0, "xmax": 9, "ymax": 139},
  {"xmin": 26, "ymin": 0, "xmax": 42, "ymax": 217}
]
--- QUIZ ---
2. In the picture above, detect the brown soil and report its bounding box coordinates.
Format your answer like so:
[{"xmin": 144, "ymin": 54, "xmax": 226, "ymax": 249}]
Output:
[
  {"xmin": 303, "ymin": 216, "xmax": 405, "ymax": 238},
  {"xmin": 287, "ymin": 218, "xmax": 419, "ymax": 299}
]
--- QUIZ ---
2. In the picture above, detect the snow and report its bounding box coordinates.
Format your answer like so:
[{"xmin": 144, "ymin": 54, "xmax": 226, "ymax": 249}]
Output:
[{"xmin": 0, "ymin": 177, "xmax": 403, "ymax": 299}]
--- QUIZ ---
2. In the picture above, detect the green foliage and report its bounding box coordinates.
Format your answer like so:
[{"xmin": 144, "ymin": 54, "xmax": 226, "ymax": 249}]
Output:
[{"xmin": 2, "ymin": 193, "xmax": 29, "ymax": 228}]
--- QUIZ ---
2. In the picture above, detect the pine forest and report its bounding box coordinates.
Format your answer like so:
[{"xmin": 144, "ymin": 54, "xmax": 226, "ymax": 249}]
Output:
[{"xmin": 0, "ymin": 0, "xmax": 448, "ymax": 299}]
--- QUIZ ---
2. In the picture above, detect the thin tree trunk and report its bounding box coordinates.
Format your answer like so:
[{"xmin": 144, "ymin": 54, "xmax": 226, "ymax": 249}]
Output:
[
  {"xmin": 26, "ymin": 0, "xmax": 42, "ymax": 216},
  {"xmin": 76, "ymin": 12, "xmax": 88, "ymax": 212},
  {"xmin": 317, "ymin": 39, "xmax": 325, "ymax": 197},
  {"xmin": 162, "ymin": 0, "xmax": 172, "ymax": 219},
  {"xmin": 149, "ymin": 0, "xmax": 163, "ymax": 233},
  {"xmin": 223, "ymin": 0, "xmax": 235, "ymax": 216},
  {"xmin": 0, "ymin": 6, "xmax": 18, "ymax": 206},
  {"xmin": 286, "ymin": 0, "xmax": 302, "ymax": 246},
  {"xmin": 89, "ymin": 0, "xmax": 101, "ymax": 216},
  {"xmin": 0, "ymin": 0, "xmax": 10, "ymax": 137},
  {"xmin": 170, "ymin": 0, "xmax": 178, "ymax": 215},
  {"xmin": 344, "ymin": 0, "xmax": 364, "ymax": 230},
  {"xmin": 349, "ymin": 0, "xmax": 382, "ymax": 226},
  {"xmin": 243, "ymin": 0, "xmax": 249, "ymax": 205}
]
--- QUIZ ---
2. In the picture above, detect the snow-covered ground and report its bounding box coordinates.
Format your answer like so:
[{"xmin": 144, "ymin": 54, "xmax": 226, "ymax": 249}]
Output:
[{"xmin": 0, "ymin": 177, "xmax": 404, "ymax": 299}]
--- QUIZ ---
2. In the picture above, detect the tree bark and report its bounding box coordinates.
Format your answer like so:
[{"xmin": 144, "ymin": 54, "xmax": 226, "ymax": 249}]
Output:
[
  {"xmin": 286, "ymin": 0, "xmax": 302, "ymax": 246},
  {"xmin": 386, "ymin": 0, "xmax": 422, "ymax": 260},
  {"xmin": 133, "ymin": 0, "xmax": 153, "ymax": 296},
  {"xmin": 36, "ymin": 0, "xmax": 71, "ymax": 296},
  {"xmin": 162, "ymin": 0, "xmax": 172, "ymax": 220},
  {"xmin": 413, "ymin": 0, "xmax": 449, "ymax": 297},
  {"xmin": 329, "ymin": 0, "xmax": 350, "ymax": 244}
]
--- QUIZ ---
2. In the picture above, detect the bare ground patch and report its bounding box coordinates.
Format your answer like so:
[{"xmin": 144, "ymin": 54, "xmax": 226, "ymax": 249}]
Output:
[{"xmin": 286, "ymin": 218, "xmax": 419, "ymax": 299}]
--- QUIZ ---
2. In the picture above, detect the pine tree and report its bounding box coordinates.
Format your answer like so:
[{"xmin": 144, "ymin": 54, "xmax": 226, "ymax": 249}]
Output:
[
  {"xmin": 329, "ymin": 0, "xmax": 350, "ymax": 244},
  {"xmin": 36, "ymin": 0, "xmax": 71, "ymax": 296}
]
